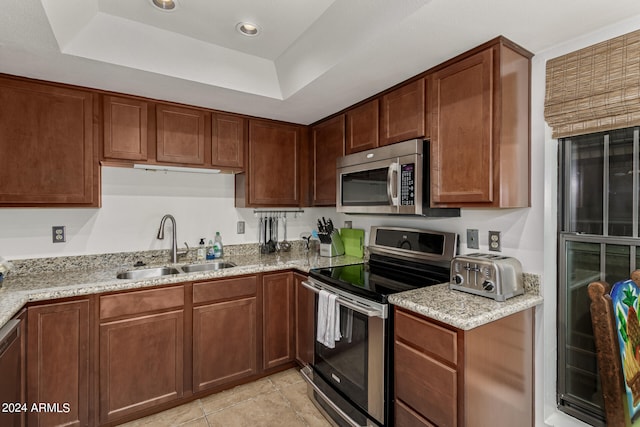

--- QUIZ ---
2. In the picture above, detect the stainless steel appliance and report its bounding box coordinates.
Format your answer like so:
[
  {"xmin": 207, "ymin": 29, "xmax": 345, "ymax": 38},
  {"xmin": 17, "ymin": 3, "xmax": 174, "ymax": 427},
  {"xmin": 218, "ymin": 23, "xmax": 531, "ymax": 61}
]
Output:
[
  {"xmin": 301, "ymin": 226, "xmax": 458, "ymax": 426},
  {"xmin": 449, "ymin": 253, "xmax": 524, "ymax": 301},
  {"xmin": 0, "ymin": 319, "xmax": 23, "ymax": 427},
  {"xmin": 336, "ymin": 139, "xmax": 460, "ymax": 217}
]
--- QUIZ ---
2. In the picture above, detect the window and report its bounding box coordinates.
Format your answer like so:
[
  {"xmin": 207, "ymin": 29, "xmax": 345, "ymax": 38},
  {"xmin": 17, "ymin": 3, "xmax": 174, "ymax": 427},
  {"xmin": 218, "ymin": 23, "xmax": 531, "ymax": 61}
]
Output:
[{"xmin": 558, "ymin": 126, "xmax": 640, "ymax": 425}]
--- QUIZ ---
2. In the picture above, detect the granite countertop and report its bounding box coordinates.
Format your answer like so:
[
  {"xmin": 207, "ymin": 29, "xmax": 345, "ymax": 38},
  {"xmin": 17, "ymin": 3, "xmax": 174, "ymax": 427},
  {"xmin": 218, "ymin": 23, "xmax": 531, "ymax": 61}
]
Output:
[
  {"xmin": 388, "ymin": 280, "xmax": 543, "ymax": 330},
  {"xmin": 0, "ymin": 246, "xmax": 364, "ymax": 330},
  {"xmin": 0, "ymin": 244, "xmax": 543, "ymax": 333}
]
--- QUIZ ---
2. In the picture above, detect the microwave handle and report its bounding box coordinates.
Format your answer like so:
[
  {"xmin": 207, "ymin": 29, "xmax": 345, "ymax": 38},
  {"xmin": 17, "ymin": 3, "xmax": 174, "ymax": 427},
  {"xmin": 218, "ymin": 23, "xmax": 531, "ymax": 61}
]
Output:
[{"xmin": 387, "ymin": 162, "xmax": 399, "ymax": 206}]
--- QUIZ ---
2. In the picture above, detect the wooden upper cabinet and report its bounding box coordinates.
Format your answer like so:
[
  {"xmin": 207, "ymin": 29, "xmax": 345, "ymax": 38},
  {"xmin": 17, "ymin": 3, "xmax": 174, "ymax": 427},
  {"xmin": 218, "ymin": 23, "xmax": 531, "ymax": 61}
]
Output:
[
  {"xmin": 156, "ymin": 103, "xmax": 207, "ymax": 165},
  {"xmin": 0, "ymin": 76, "xmax": 99, "ymax": 207},
  {"xmin": 346, "ymin": 99, "xmax": 379, "ymax": 154},
  {"xmin": 430, "ymin": 38, "xmax": 531, "ymax": 208},
  {"xmin": 236, "ymin": 119, "xmax": 301, "ymax": 207},
  {"xmin": 380, "ymin": 78, "xmax": 427, "ymax": 146},
  {"xmin": 312, "ymin": 114, "xmax": 344, "ymax": 206},
  {"xmin": 103, "ymin": 95, "xmax": 148, "ymax": 161},
  {"xmin": 212, "ymin": 113, "xmax": 245, "ymax": 170}
]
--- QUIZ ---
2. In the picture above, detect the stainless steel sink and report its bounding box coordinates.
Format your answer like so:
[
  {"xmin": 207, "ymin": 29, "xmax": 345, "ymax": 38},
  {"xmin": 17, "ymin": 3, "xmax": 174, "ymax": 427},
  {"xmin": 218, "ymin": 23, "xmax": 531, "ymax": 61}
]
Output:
[
  {"xmin": 180, "ymin": 262, "xmax": 236, "ymax": 273},
  {"xmin": 116, "ymin": 266, "xmax": 181, "ymax": 280}
]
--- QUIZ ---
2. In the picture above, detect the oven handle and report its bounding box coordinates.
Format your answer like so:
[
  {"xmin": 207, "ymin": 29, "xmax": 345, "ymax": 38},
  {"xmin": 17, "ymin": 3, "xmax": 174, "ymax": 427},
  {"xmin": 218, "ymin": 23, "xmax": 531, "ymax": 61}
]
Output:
[
  {"xmin": 301, "ymin": 281, "xmax": 384, "ymax": 318},
  {"xmin": 300, "ymin": 366, "xmax": 365, "ymax": 427}
]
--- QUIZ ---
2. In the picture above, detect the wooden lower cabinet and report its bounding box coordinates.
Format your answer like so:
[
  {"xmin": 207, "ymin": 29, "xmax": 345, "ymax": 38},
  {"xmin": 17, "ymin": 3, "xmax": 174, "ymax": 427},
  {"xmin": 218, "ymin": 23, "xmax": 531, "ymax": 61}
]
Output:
[
  {"xmin": 192, "ymin": 276, "xmax": 258, "ymax": 392},
  {"xmin": 263, "ymin": 272, "xmax": 295, "ymax": 369},
  {"xmin": 98, "ymin": 286, "xmax": 184, "ymax": 424},
  {"xmin": 27, "ymin": 299, "xmax": 91, "ymax": 427},
  {"xmin": 394, "ymin": 307, "xmax": 534, "ymax": 427},
  {"xmin": 21, "ymin": 271, "xmax": 302, "ymax": 426},
  {"xmin": 294, "ymin": 272, "xmax": 314, "ymax": 366}
]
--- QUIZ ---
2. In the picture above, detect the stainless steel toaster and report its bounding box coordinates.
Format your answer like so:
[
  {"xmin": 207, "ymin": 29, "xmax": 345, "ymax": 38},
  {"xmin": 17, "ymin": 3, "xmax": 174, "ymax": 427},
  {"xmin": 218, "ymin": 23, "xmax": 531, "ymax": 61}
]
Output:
[{"xmin": 449, "ymin": 253, "xmax": 524, "ymax": 301}]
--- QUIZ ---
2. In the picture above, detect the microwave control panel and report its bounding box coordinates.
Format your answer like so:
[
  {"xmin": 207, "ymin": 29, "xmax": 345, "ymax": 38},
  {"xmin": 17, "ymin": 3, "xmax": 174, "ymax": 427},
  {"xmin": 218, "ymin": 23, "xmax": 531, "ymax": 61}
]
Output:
[{"xmin": 400, "ymin": 163, "xmax": 415, "ymax": 206}]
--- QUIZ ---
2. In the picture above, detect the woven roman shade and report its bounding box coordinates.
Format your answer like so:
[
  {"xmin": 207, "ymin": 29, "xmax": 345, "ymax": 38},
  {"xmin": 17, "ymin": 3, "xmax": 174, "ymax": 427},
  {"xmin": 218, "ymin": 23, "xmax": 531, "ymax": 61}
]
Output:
[{"xmin": 544, "ymin": 29, "xmax": 640, "ymax": 139}]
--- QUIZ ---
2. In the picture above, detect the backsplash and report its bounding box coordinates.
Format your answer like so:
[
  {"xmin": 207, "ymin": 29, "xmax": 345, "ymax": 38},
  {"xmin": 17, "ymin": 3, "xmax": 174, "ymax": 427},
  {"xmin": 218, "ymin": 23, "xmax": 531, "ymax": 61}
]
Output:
[{"xmin": 8, "ymin": 240, "xmax": 308, "ymax": 276}]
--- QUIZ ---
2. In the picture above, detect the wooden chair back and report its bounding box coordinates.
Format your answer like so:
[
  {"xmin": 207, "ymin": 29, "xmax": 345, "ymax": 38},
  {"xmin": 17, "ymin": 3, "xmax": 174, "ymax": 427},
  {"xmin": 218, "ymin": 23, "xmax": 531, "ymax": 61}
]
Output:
[{"xmin": 588, "ymin": 270, "xmax": 640, "ymax": 426}]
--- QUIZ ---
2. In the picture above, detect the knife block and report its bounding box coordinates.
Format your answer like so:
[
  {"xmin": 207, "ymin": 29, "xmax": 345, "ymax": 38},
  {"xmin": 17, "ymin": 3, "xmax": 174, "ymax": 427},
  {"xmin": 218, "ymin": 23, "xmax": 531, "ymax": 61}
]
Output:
[{"xmin": 320, "ymin": 230, "xmax": 345, "ymax": 257}]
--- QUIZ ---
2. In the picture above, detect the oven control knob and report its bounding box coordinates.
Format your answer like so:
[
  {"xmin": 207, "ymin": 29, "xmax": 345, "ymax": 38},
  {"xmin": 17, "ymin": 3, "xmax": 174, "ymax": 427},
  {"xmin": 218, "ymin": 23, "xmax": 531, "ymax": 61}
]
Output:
[
  {"xmin": 454, "ymin": 274, "xmax": 464, "ymax": 285},
  {"xmin": 482, "ymin": 280, "xmax": 495, "ymax": 292}
]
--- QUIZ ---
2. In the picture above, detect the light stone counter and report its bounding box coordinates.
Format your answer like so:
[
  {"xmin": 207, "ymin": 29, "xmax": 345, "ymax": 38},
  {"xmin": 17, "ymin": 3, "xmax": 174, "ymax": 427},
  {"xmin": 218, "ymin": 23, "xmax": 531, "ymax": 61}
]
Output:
[
  {"xmin": 0, "ymin": 245, "xmax": 364, "ymax": 330},
  {"xmin": 388, "ymin": 274, "xmax": 543, "ymax": 330}
]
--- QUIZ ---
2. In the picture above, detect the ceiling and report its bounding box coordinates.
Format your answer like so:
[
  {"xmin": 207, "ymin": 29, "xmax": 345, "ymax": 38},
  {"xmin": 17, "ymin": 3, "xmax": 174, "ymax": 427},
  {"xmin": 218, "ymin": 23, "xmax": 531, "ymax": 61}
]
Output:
[{"xmin": 2, "ymin": 0, "xmax": 640, "ymax": 125}]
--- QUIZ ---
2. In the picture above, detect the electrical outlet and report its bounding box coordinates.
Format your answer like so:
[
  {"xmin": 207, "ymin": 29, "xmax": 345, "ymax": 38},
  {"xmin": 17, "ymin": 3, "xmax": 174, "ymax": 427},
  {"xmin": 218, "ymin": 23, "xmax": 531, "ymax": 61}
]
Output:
[
  {"xmin": 237, "ymin": 221, "xmax": 245, "ymax": 234},
  {"xmin": 344, "ymin": 221, "xmax": 352, "ymax": 229},
  {"xmin": 467, "ymin": 229, "xmax": 479, "ymax": 249},
  {"xmin": 489, "ymin": 230, "xmax": 502, "ymax": 251},
  {"xmin": 52, "ymin": 226, "xmax": 66, "ymax": 243}
]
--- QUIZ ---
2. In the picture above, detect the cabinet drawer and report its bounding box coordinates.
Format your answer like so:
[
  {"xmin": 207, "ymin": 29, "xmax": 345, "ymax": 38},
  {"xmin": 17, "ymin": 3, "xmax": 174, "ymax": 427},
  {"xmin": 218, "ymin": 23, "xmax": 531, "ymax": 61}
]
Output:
[
  {"xmin": 395, "ymin": 341, "xmax": 457, "ymax": 427},
  {"xmin": 396, "ymin": 400, "xmax": 435, "ymax": 427},
  {"xmin": 395, "ymin": 308, "xmax": 457, "ymax": 364},
  {"xmin": 193, "ymin": 276, "xmax": 257, "ymax": 305},
  {"xmin": 100, "ymin": 286, "xmax": 184, "ymax": 320}
]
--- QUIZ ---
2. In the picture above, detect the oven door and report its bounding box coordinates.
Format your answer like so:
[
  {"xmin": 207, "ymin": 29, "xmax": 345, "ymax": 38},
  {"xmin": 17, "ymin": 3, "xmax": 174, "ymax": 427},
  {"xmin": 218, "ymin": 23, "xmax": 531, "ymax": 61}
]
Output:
[{"xmin": 301, "ymin": 279, "xmax": 387, "ymax": 427}]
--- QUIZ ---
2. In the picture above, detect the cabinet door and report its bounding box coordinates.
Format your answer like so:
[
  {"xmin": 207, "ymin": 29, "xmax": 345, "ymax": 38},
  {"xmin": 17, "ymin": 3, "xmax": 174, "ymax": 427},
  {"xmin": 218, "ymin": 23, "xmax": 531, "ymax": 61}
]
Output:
[
  {"xmin": 156, "ymin": 104, "xmax": 207, "ymax": 165},
  {"xmin": 312, "ymin": 114, "xmax": 344, "ymax": 206},
  {"xmin": 193, "ymin": 297, "xmax": 257, "ymax": 391},
  {"xmin": 294, "ymin": 273, "xmax": 314, "ymax": 366},
  {"xmin": 27, "ymin": 300, "xmax": 90, "ymax": 427},
  {"xmin": 99, "ymin": 310, "xmax": 184, "ymax": 423},
  {"xmin": 430, "ymin": 48, "xmax": 494, "ymax": 204},
  {"xmin": 246, "ymin": 120, "xmax": 301, "ymax": 206},
  {"xmin": 0, "ymin": 77, "xmax": 98, "ymax": 206},
  {"xmin": 212, "ymin": 113, "xmax": 245, "ymax": 169},
  {"xmin": 263, "ymin": 272, "xmax": 294, "ymax": 369},
  {"xmin": 103, "ymin": 95, "xmax": 148, "ymax": 161},
  {"xmin": 346, "ymin": 99, "xmax": 379, "ymax": 154},
  {"xmin": 380, "ymin": 78, "xmax": 426, "ymax": 146}
]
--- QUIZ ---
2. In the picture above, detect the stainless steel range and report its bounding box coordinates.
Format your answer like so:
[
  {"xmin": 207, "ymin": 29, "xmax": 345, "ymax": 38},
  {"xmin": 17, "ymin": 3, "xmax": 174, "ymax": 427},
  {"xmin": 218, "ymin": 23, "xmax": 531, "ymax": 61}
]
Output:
[{"xmin": 301, "ymin": 226, "xmax": 458, "ymax": 427}]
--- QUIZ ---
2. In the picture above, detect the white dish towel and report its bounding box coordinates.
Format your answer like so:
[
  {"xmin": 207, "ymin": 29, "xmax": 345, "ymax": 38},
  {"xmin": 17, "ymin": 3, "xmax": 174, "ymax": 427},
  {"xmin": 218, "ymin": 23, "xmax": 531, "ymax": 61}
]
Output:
[{"xmin": 316, "ymin": 289, "xmax": 341, "ymax": 348}]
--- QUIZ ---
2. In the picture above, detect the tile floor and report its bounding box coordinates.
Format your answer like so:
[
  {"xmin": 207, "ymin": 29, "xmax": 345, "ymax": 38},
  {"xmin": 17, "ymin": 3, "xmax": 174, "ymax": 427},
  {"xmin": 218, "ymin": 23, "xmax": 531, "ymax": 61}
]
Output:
[{"xmin": 117, "ymin": 368, "xmax": 332, "ymax": 427}]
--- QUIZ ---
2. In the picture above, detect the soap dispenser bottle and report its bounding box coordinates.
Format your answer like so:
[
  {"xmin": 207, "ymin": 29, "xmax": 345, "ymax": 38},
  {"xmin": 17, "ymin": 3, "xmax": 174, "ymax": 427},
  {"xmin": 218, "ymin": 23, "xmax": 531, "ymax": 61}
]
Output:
[
  {"xmin": 197, "ymin": 238, "xmax": 206, "ymax": 261},
  {"xmin": 213, "ymin": 232, "xmax": 223, "ymax": 258},
  {"xmin": 206, "ymin": 239, "xmax": 215, "ymax": 260}
]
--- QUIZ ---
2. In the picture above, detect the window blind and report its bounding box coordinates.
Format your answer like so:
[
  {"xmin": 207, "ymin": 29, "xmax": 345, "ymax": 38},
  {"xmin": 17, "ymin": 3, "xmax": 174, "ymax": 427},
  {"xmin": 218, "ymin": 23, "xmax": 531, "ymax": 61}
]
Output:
[{"xmin": 545, "ymin": 30, "xmax": 640, "ymax": 139}]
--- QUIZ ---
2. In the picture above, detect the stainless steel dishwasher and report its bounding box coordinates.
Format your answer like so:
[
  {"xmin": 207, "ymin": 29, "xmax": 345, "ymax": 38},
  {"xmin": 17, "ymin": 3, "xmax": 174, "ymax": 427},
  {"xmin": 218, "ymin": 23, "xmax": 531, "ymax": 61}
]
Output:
[{"xmin": 0, "ymin": 319, "xmax": 23, "ymax": 427}]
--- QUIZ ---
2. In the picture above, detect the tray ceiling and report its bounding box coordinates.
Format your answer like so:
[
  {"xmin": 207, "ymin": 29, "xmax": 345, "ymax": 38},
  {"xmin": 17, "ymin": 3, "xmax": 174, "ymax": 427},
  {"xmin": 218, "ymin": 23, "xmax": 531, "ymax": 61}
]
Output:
[{"xmin": 1, "ymin": 0, "xmax": 640, "ymax": 123}]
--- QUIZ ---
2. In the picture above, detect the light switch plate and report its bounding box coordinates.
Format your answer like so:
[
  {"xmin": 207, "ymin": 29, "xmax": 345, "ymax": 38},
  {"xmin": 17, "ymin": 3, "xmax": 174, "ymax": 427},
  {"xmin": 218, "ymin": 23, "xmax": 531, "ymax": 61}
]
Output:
[
  {"xmin": 489, "ymin": 230, "xmax": 502, "ymax": 251},
  {"xmin": 237, "ymin": 221, "xmax": 245, "ymax": 234},
  {"xmin": 467, "ymin": 229, "xmax": 479, "ymax": 249},
  {"xmin": 52, "ymin": 226, "xmax": 66, "ymax": 243}
]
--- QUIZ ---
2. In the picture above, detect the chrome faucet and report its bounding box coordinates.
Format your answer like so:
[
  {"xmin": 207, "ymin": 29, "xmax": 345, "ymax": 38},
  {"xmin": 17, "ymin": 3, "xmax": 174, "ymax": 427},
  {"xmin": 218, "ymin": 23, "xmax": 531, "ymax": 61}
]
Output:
[{"xmin": 157, "ymin": 214, "xmax": 187, "ymax": 263}]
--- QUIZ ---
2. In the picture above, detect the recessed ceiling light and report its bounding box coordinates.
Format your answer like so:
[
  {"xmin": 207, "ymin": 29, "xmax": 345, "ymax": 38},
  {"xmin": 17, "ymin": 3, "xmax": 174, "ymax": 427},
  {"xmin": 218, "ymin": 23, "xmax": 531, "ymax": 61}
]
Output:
[
  {"xmin": 151, "ymin": 0, "xmax": 177, "ymax": 11},
  {"xmin": 236, "ymin": 22, "xmax": 260, "ymax": 37}
]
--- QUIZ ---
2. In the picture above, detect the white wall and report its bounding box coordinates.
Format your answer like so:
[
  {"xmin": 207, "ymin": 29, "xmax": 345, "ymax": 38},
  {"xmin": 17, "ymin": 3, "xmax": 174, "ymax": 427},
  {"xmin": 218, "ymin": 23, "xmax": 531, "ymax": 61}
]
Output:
[
  {"xmin": 0, "ymin": 167, "xmax": 337, "ymax": 259},
  {"xmin": 0, "ymin": 162, "xmax": 544, "ymax": 271}
]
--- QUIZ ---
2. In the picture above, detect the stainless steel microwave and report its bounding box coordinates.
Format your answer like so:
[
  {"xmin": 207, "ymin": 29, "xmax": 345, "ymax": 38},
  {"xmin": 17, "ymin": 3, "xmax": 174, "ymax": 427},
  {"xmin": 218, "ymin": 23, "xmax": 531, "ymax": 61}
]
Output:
[{"xmin": 336, "ymin": 139, "xmax": 460, "ymax": 216}]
